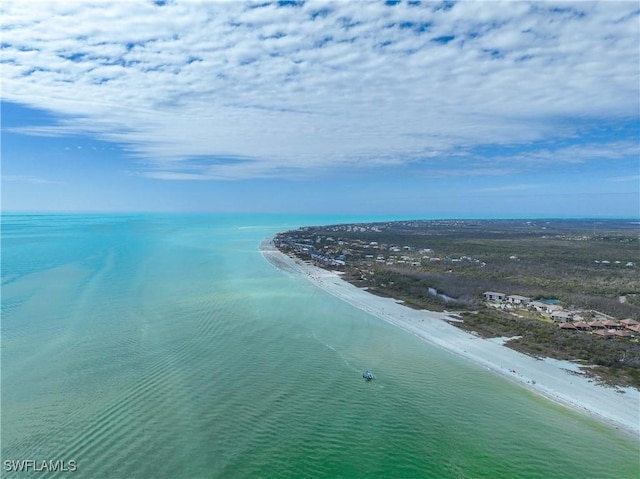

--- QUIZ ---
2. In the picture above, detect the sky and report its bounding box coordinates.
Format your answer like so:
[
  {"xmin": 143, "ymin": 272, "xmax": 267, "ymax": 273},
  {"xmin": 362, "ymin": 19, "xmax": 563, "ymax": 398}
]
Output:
[{"xmin": 1, "ymin": 0, "xmax": 639, "ymax": 217}]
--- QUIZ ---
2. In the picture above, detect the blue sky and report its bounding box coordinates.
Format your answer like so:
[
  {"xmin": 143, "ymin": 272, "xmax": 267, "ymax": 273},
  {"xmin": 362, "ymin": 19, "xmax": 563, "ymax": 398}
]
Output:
[{"xmin": 1, "ymin": 0, "xmax": 639, "ymax": 216}]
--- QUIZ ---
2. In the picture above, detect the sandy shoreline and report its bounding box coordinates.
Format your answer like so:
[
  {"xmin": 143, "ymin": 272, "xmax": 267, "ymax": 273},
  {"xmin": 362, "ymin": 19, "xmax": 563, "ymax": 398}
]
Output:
[{"xmin": 260, "ymin": 237, "xmax": 639, "ymax": 438}]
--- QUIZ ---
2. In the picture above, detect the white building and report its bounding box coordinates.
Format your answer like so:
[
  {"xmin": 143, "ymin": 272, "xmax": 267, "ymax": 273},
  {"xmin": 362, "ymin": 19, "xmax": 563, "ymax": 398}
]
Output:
[
  {"xmin": 506, "ymin": 295, "xmax": 531, "ymax": 304},
  {"xmin": 483, "ymin": 291, "xmax": 506, "ymax": 301},
  {"xmin": 551, "ymin": 311, "xmax": 572, "ymax": 322}
]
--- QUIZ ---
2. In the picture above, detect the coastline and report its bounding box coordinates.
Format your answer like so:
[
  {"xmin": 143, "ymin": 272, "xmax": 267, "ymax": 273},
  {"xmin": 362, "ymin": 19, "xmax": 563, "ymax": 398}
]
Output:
[{"xmin": 260, "ymin": 236, "xmax": 640, "ymax": 438}]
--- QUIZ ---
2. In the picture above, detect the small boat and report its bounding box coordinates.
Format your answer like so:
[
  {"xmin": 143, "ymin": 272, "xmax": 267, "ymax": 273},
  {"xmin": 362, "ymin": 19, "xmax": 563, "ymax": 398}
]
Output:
[{"xmin": 362, "ymin": 370, "xmax": 375, "ymax": 381}]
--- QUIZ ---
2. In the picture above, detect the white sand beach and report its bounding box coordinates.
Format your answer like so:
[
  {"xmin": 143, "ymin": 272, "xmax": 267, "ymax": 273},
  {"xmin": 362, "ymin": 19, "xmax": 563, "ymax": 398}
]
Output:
[{"xmin": 260, "ymin": 238, "xmax": 640, "ymax": 437}]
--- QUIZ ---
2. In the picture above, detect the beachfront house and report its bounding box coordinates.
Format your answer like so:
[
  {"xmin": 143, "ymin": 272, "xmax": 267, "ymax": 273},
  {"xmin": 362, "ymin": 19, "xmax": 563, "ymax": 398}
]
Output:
[
  {"xmin": 573, "ymin": 321, "xmax": 591, "ymax": 330},
  {"xmin": 551, "ymin": 311, "xmax": 572, "ymax": 323},
  {"xmin": 558, "ymin": 322, "xmax": 577, "ymax": 330},
  {"xmin": 621, "ymin": 318, "xmax": 640, "ymax": 328},
  {"xmin": 588, "ymin": 320, "xmax": 606, "ymax": 329},
  {"xmin": 529, "ymin": 301, "xmax": 546, "ymax": 312},
  {"xmin": 530, "ymin": 301, "xmax": 563, "ymax": 314},
  {"xmin": 593, "ymin": 329, "xmax": 614, "ymax": 338},
  {"xmin": 483, "ymin": 291, "xmax": 506, "ymax": 301},
  {"xmin": 506, "ymin": 294, "xmax": 531, "ymax": 305},
  {"xmin": 602, "ymin": 320, "xmax": 620, "ymax": 329},
  {"xmin": 545, "ymin": 304, "xmax": 563, "ymax": 313}
]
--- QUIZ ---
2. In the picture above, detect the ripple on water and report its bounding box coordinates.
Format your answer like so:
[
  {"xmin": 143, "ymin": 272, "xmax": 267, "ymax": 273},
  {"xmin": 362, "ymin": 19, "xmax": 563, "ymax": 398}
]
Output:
[{"xmin": 2, "ymin": 215, "xmax": 638, "ymax": 479}]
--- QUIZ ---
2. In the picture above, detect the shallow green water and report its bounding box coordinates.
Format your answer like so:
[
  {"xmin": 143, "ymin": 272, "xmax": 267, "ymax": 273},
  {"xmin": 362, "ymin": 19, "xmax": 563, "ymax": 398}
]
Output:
[{"xmin": 2, "ymin": 214, "xmax": 638, "ymax": 478}]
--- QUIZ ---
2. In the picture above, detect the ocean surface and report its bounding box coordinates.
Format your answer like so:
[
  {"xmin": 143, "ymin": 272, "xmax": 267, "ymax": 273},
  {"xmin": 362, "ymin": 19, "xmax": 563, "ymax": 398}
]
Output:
[{"xmin": 1, "ymin": 213, "xmax": 638, "ymax": 479}]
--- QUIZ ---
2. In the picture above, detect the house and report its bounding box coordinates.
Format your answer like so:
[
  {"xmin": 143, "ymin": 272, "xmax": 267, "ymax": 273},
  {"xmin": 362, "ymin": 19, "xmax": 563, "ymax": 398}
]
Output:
[
  {"xmin": 614, "ymin": 330, "xmax": 632, "ymax": 338},
  {"xmin": 530, "ymin": 301, "xmax": 563, "ymax": 314},
  {"xmin": 602, "ymin": 320, "xmax": 620, "ymax": 329},
  {"xmin": 506, "ymin": 294, "xmax": 531, "ymax": 305},
  {"xmin": 558, "ymin": 322, "xmax": 576, "ymax": 330},
  {"xmin": 531, "ymin": 301, "xmax": 563, "ymax": 314},
  {"xmin": 588, "ymin": 320, "xmax": 606, "ymax": 329},
  {"xmin": 545, "ymin": 304, "xmax": 564, "ymax": 313},
  {"xmin": 551, "ymin": 311, "xmax": 572, "ymax": 323},
  {"xmin": 593, "ymin": 329, "xmax": 614, "ymax": 338},
  {"xmin": 573, "ymin": 321, "xmax": 591, "ymax": 330},
  {"xmin": 483, "ymin": 291, "xmax": 506, "ymax": 301},
  {"xmin": 620, "ymin": 318, "xmax": 640, "ymax": 328},
  {"xmin": 529, "ymin": 301, "xmax": 546, "ymax": 312}
]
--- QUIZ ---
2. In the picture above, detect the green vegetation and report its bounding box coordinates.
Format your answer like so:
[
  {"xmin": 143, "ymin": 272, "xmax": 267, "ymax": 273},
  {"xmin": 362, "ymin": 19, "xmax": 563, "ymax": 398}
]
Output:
[
  {"xmin": 276, "ymin": 219, "xmax": 639, "ymax": 317},
  {"xmin": 275, "ymin": 218, "xmax": 640, "ymax": 388}
]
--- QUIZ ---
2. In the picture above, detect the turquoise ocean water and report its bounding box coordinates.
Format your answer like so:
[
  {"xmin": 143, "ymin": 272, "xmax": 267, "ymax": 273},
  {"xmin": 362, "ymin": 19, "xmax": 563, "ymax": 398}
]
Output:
[{"xmin": 1, "ymin": 214, "xmax": 638, "ymax": 479}]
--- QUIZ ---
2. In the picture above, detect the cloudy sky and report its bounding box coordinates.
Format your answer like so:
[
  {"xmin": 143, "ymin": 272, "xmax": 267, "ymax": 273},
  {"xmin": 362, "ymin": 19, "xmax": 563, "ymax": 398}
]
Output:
[{"xmin": 2, "ymin": 0, "xmax": 639, "ymax": 216}]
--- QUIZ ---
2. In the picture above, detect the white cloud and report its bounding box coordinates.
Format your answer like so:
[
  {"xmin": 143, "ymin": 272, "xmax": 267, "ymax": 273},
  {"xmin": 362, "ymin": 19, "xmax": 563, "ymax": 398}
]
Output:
[
  {"xmin": 1, "ymin": 175, "xmax": 61, "ymax": 184},
  {"xmin": 492, "ymin": 140, "xmax": 640, "ymax": 168},
  {"xmin": 607, "ymin": 174, "xmax": 640, "ymax": 183},
  {"xmin": 476, "ymin": 183, "xmax": 543, "ymax": 193},
  {"xmin": 1, "ymin": 0, "xmax": 638, "ymax": 179}
]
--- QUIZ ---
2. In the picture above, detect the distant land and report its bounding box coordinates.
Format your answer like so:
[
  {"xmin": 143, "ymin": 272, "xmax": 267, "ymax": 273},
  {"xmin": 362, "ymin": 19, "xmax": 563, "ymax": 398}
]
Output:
[{"xmin": 274, "ymin": 219, "xmax": 640, "ymax": 388}]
